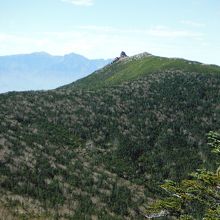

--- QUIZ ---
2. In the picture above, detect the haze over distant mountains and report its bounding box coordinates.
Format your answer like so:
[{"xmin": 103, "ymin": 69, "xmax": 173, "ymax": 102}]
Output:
[{"xmin": 0, "ymin": 52, "xmax": 111, "ymax": 93}]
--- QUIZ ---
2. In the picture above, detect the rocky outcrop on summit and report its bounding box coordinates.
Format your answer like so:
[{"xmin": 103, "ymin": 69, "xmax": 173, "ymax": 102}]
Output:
[
  {"xmin": 120, "ymin": 51, "xmax": 128, "ymax": 58},
  {"xmin": 112, "ymin": 51, "xmax": 153, "ymax": 64},
  {"xmin": 112, "ymin": 51, "xmax": 129, "ymax": 63}
]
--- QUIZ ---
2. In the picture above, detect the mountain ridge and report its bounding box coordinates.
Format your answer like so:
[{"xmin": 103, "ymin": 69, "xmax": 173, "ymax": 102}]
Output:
[
  {"xmin": 0, "ymin": 52, "xmax": 111, "ymax": 93},
  {"xmin": 62, "ymin": 51, "xmax": 220, "ymax": 90}
]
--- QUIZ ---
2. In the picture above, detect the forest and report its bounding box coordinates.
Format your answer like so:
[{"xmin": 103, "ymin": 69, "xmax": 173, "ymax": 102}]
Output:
[{"xmin": 0, "ymin": 54, "xmax": 220, "ymax": 219}]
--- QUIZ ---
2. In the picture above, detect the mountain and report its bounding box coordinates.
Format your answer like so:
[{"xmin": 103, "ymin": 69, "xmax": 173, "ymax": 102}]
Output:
[
  {"xmin": 0, "ymin": 52, "xmax": 111, "ymax": 93},
  {"xmin": 0, "ymin": 52, "xmax": 220, "ymax": 219}
]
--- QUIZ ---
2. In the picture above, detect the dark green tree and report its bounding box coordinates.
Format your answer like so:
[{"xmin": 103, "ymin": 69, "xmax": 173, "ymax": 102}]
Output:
[{"xmin": 145, "ymin": 131, "xmax": 220, "ymax": 219}]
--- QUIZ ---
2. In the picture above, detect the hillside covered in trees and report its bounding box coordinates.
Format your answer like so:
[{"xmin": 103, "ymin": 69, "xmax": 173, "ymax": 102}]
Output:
[{"xmin": 0, "ymin": 53, "xmax": 220, "ymax": 219}]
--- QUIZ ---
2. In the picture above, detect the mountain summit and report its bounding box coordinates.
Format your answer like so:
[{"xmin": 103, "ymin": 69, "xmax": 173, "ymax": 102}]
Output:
[
  {"xmin": 120, "ymin": 51, "xmax": 128, "ymax": 58},
  {"xmin": 112, "ymin": 51, "xmax": 129, "ymax": 64},
  {"xmin": 64, "ymin": 51, "xmax": 219, "ymax": 90}
]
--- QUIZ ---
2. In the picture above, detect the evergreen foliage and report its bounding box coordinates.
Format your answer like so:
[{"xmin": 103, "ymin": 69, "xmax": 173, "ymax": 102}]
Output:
[
  {"xmin": 0, "ymin": 54, "xmax": 220, "ymax": 218},
  {"xmin": 145, "ymin": 131, "xmax": 220, "ymax": 219}
]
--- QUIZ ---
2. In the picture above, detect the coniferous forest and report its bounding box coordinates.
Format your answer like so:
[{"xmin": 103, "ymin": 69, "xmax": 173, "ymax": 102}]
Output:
[{"xmin": 0, "ymin": 53, "xmax": 220, "ymax": 219}]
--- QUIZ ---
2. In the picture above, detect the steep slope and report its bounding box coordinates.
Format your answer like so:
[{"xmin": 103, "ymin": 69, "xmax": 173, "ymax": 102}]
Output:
[
  {"xmin": 0, "ymin": 52, "xmax": 220, "ymax": 219},
  {"xmin": 0, "ymin": 52, "xmax": 111, "ymax": 93}
]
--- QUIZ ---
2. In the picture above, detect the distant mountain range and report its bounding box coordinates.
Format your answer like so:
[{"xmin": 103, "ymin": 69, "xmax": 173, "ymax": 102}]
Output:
[{"xmin": 0, "ymin": 52, "xmax": 111, "ymax": 93}]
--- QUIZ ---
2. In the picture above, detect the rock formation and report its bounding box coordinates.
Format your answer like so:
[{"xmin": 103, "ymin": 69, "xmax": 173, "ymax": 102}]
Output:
[
  {"xmin": 120, "ymin": 51, "xmax": 128, "ymax": 58},
  {"xmin": 112, "ymin": 51, "xmax": 129, "ymax": 64}
]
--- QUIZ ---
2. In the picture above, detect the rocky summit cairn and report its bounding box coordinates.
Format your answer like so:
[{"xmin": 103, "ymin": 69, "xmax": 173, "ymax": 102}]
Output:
[{"xmin": 112, "ymin": 51, "xmax": 129, "ymax": 64}]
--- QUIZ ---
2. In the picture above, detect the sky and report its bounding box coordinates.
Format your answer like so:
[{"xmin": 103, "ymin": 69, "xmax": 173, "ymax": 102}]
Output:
[{"xmin": 0, "ymin": 0, "xmax": 220, "ymax": 65}]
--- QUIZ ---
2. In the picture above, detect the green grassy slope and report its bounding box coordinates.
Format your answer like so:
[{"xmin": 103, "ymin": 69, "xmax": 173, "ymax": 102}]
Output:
[
  {"xmin": 63, "ymin": 53, "xmax": 220, "ymax": 89},
  {"xmin": 1, "ymin": 53, "xmax": 220, "ymax": 219}
]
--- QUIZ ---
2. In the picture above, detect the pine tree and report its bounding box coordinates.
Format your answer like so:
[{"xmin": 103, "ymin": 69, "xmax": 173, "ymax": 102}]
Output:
[{"xmin": 145, "ymin": 131, "xmax": 220, "ymax": 219}]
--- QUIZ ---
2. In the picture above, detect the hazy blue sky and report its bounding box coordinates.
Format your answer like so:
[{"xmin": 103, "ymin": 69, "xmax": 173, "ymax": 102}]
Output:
[{"xmin": 0, "ymin": 0, "xmax": 219, "ymax": 65}]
